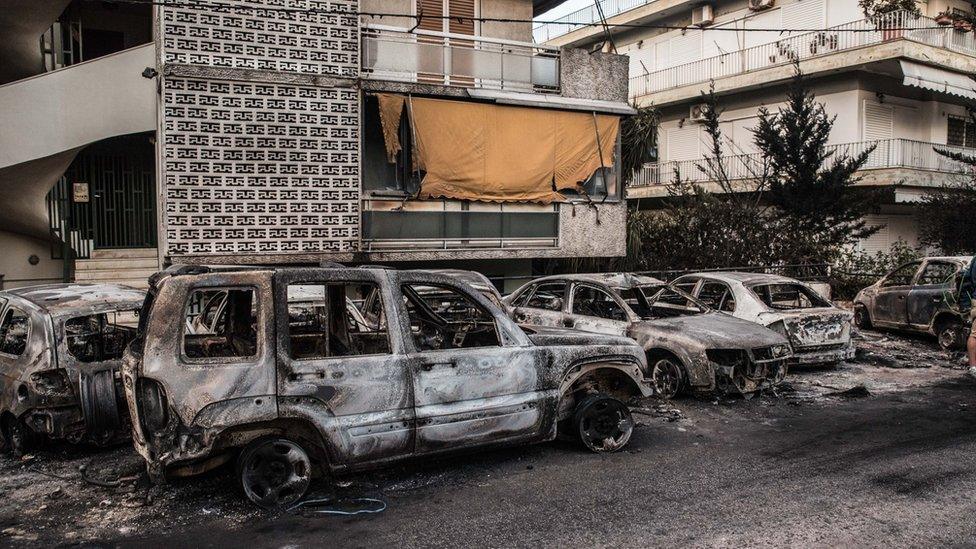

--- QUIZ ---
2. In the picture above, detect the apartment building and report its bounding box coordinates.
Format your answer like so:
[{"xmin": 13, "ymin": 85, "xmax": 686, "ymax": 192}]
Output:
[
  {"xmin": 0, "ymin": 0, "xmax": 631, "ymax": 291},
  {"xmin": 538, "ymin": 0, "xmax": 976, "ymax": 253}
]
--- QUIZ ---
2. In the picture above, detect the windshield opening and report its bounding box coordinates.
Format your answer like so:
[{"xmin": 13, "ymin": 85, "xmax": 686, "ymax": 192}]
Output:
[
  {"xmin": 65, "ymin": 309, "xmax": 140, "ymax": 363},
  {"xmin": 619, "ymin": 285, "xmax": 707, "ymax": 319},
  {"xmin": 751, "ymin": 283, "xmax": 830, "ymax": 310}
]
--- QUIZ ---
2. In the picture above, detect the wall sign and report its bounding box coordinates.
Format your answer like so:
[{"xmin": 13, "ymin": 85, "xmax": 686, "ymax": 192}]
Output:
[{"xmin": 72, "ymin": 182, "xmax": 90, "ymax": 203}]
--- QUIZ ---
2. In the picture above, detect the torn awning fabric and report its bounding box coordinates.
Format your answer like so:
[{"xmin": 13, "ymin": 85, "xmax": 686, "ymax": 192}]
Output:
[{"xmin": 374, "ymin": 93, "xmax": 620, "ymax": 203}]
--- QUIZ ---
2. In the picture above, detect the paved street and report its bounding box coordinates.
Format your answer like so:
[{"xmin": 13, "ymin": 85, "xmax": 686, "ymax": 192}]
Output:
[{"xmin": 2, "ymin": 331, "xmax": 975, "ymax": 548}]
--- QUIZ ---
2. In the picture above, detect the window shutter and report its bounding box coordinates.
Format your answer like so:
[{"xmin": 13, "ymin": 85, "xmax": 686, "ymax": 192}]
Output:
[
  {"xmin": 417, "ymin": 0, "xmax": 444, "ymax": 32},
  {"xmin": 669, "ymin": 29, "xmax": 702, "ymax": 66},
  {"xmin": 782, "ymin": 0, "xmax": 825, "ymax": 33},
  {"xmin": 863, "ymin": 102, "xmax": 893, "ymax": 140},
  {"xmin": 667, "ymin": 126, "xmax": 701, "ymax": 162},
  {"xmin": 448, "ymin": 0, "xmax": 475, "ymax": 35}
]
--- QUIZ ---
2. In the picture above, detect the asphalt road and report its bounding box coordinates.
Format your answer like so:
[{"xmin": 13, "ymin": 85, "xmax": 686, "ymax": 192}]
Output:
[{"xmin": 122, "ymin": 355, "xmax": 976, "ymax": 548}]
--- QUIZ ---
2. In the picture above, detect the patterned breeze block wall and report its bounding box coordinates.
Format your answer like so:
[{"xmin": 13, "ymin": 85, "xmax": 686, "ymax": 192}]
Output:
[
  {"xmin": 159, "ymin": 0, "xmax": 361, "ymax": 257},
  {"xmin": 161, "ymin": 0, "xmax": 358, "ymax": 77},
  {"xmin": 162, "ymin": 78, "xmax": 359, "ymax": 255}
]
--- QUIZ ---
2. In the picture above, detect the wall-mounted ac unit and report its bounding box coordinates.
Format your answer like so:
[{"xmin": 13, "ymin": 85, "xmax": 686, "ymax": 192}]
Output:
[
  {"xmin": 690, "ymin": 103, "xmax": 710, "ymax": 122},
  {"xmin": 692, "ymin": 5, "xmax": 714, "ymax": 27},
  {"xmin": 748, "ymin": 0, "xmax": 774, "ymax": 11}
]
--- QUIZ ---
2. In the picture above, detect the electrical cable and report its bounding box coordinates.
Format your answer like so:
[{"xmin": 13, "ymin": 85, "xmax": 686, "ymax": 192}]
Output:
[{"xmin": 81, "ymin": 0, "xmax": 951, "ymax": 35}]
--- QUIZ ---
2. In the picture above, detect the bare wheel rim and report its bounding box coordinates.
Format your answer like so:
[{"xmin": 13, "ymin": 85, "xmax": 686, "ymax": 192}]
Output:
[
  {"xmin": 652, "ymin": 359, "xmax": 682, "ymax": 399},
  {"xmin": 577, "ymin": 398, "xmax": 633, "ymax": 453},
  {"xmin": 938, "ymin": 325, "xmax": 959, "ymax": 350},
  {"xmin": 241, "ymin": 439, "xmax": 311, "ymax": 509}
]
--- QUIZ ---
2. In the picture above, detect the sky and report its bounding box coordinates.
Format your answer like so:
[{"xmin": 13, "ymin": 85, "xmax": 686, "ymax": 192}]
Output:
[{"xmin": 536, "ymin": 0, "xmax": 592, "ymax": 21}]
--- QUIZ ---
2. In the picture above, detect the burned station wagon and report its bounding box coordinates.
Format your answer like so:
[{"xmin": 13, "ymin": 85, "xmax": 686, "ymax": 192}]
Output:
[
  {"xmin": 0, "ymin": 284, "xmax": 145, "ymax": 455},
  {"xmin": 673, "ymin": 272, "xmax": 855, "ymax": 366},
  {"xmin": 123, "ymin": 266, "xmax": 650, "ymax": 508},
  {"xmin": 505, "ymin": 273, "xmax": 791, "ymax": 399}
]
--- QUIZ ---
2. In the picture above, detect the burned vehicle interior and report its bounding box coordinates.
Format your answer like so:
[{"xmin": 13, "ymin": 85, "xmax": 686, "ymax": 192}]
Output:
[
  {"xmin": 751, "ymin": 283, "xmax": 830, "ymax": 310},
  {"xmin": 183, "ymin": 289, "xmax": 258, "ymax": 359},
  {"xmin": 617, "ymin": 285, "xmax": 707, "ymax": 320},
  {"xmin": 286, "ymin": 282, "xmax": 391, "ymax": 359},
  {"xmin": 402, "ymin": 283, "xmax": 500, "ymax": 351},
  {"xmin": 0, "ymin": 307, "xmax": 29, "ymax": 356},
  {"xmin": 65, "ymin": 311, "xmax": 139, "ymax": 363}
]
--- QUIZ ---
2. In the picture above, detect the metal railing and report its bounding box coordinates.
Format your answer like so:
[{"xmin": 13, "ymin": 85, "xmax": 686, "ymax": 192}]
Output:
[
  {"xmin": 532, "ymin": 0, "xmax": 656, "ymax": 42},
  {"xmin": 630, "ymin": 138, "xmax": 976, "ymax": 187},
  {"xmin": 362, "ymin": 25, "xmax": 561, "ymax": 92},
  {"xmin": 361, "ymin": 198, "xmax": 560, "ymax": 251},
  {"xmin": 631, "ymin": 11, "xmax": 976, "ymax": 98}
]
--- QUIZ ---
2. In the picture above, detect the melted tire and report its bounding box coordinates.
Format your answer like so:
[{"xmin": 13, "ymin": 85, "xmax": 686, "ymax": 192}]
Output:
[
  {"xmin": 573, "ymin": 394, "xmax": 634, "ymax": 454},
  {"xmin": 237, "ymin": 437, "xmax": 312, "ymax": 510}
]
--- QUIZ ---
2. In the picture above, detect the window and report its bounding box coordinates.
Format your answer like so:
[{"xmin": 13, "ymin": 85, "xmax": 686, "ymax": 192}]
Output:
[
  {"xmin": 510, "ymin": 286, "xmax": 534, "ymax": 308},
  {"xmin": 183, "ymin": 288, "xmax": 258, "ymax": 360},
  {"xmin": 286, "ymin": 283, "xmax": 391, "ymax": 360},
  {"xmin": 751, "ymin": 284, "xmax": 830, "ymax": 310},
  {"xmin": 637, "ymin": 285, "xmax": 707, "ymax": 319},
  {"xmin": 65, "ymin": 310, "xmax": 139, "ymax": 363},
  {"xmin": 699, "ymin": 282, "xmax": 736, "ymax": 313},
  {"xmin": 402, "ymin": 284, "xmax": 500, "ymax": 351},
  {"xmin": 0, "ymin": 308, "xmax": 29, "ymax": 357},
  {"xmin": 917, "ymin": 261, "xmax": 959, "ymax": 286},
  {"xmin": 947, "ymin": 115, "xmax": 976, "ymax": 147},
  {"xmin": 882, "ymin": 262, "xmax": 921, "ymax": 287},
  {"xmin": 572, "ymin": 285, "xmax": 628, "ymax": 321},
  {"xmin": 525, "ymin": 282, "xmax": 567, "ymax": 312}
]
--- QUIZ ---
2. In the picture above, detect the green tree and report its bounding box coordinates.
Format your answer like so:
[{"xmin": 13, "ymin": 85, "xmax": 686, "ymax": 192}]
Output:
[
  {"xmin": 922, "ymin": 113, "xmax": 976, "ymax": 254},
  {"xmin": 858, "ymin": 0, "xmax": 921, "ymax": 18}
]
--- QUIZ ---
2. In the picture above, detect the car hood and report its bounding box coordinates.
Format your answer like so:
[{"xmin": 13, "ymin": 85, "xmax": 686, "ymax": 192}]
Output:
[
  {"xmin": 632, "ymin": 312, "xmax": 787, "ymax": 349},
  {"xmin": 523, "ymin": 325, "xmax": 638, "ymax": 348}
]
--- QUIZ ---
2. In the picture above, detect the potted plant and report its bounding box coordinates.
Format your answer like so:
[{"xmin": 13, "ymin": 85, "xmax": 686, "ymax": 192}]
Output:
[
  {"xmin": 935, "ymin": 10, "xmax": 954, "ymax": 25},
  {"xmin": 859, "ymin": 0, "xmax": 922, "ymax": 40}
]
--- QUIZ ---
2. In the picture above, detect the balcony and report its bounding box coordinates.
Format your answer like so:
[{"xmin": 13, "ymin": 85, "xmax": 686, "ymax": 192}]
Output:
[
  {"xmin": 533, "ymin": 0, "xmax": 655, "ymax": 43},
  {"xmin": 630, "ymin": 138, "xmax": 974, "ymax": 190},
  {"xmin": 361, "ymin": 25, "xmax": 561, "ymax": 93},
  {"xmin": 631, "ymin": 11, "xmax": 976, "ymax": 99},
  {"xmin": 361, "ymin": 198, "xmax": 559, "ymax": 252}
]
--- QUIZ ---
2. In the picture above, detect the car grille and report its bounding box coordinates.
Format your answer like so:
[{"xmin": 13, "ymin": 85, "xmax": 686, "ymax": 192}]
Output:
[{"xmin": 795, "ymin": 343, "xmax": 846, "ymax": 353}]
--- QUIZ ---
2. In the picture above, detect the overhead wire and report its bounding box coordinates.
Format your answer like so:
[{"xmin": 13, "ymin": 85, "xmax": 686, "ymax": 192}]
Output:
[{"xmin": 82, "ymin": 0, "xmax": 950, "ymax": 35}]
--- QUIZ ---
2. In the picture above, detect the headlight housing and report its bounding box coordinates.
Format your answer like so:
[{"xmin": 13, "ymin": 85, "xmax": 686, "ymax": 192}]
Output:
[{"xmin": 29, "ymin": 369, "xmax": 73, "ymax": 397}]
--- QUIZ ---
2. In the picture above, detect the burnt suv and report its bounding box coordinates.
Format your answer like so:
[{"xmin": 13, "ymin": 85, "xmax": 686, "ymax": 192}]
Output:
[
  {"xmin": 123, "ymin": 266, "xmax": 650, "ymax": 508},
  {"xmin": 0, "ymin": 284, "xmax": 145, "ymax": 454}
]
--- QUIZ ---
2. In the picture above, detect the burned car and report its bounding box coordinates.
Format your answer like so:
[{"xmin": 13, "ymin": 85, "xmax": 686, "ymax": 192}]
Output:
[
  {"xmin": 0, "ymin": 284, "xmax": 145, "ymax": 455},
  {"xmin": 672, "ymin": 272, "xmax": 855, "ymax": 366},
  {"xmin": 123, "ymin": 266, "xmax": 650, "ymax": 508},
  {"xmin": 505, "ymin": 273, "xmax": 792, "ymax": 399},
  {"xmin": 854, "ymin": 256, "xmax": 974, "ymax": 350}
]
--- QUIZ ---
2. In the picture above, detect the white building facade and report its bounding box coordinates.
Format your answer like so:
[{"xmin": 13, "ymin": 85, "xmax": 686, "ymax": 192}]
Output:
[{"xmin": 539, "ymin": 0, "xmax": 976, "ymax": 254}]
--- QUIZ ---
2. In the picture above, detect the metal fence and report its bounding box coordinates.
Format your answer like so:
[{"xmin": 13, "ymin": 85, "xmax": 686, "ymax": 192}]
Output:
[
  {"xmin": 362, "ymin": 25, "xmax": 561, "ymax": 92},
  {"xmin": 630, "ymin": 11, "xmax": 976, "ymax": 98},
  {"xmin": 532, "ymin": 0, "xmax": 656, "ymax": 43},
  {"xmin": 630, "ymin": 138, "xmax": 976, "ymax": 188}
]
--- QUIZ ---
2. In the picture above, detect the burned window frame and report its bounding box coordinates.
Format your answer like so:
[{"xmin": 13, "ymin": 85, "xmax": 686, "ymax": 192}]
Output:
[
  {"xmin": 284, "ymin": 281, "xmax": 393, "ymax": 361},
  {"xmin": 748, "ymin": 283, "xmax": 830, "ymax": 310},
  {"xmin": 523, "ymin": 281, "xmax": 569, "ymax": 312},
  {"xmin": 881, "ymin": 261, "xmax": 922, "ymax": 288},
  {"xmin": 63, "ymin": 308, "xmax": 140, "ymax": 364},
  {"xmin": 569, "ymin": 283, "xmax": 630, "ymax": 321},
  {"xmin": 180, "ymin": 286, "xmax": 261, "ymax": 364},
  {"xmin": 0, "ymin": 306, "xmax": 30, "ymax": 358},
  {"xmin": 399, "ymin": 282, "xmax": 503, "ymax": 352},
  {"xmin": 915, "ymin": 261, "xmax": 960, "ymax": 287},
  {"xmin": 698, "ymin": 280, "xmax": 737, "ymax": 313}
]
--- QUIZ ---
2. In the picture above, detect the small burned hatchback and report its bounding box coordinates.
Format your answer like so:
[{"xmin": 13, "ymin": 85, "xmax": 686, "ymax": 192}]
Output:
[
  {"xmin": 0, "ymin": 284, "xmax": 145, "ymax": 454},
  {"xmin": 124, "ymin": 266, "xmax": 650, "ymax": 508}
]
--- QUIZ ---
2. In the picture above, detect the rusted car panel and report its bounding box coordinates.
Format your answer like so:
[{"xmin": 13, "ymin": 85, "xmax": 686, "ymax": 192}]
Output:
[
  {"xmin": 854, "ymin": 256, "xmax": 973, "ymax": 350},
  {"xmin": 504, "ymin": 273, "xmax": 791, "ymax": 398},
  {"xmin": 0, "ymin": 284, "xmax": 145, "ymax": 452},
  {"xmin": 124, "ymin": 267, "xmax": 649, "ymax": 503},
  {"xmin": 673, "ymin": 272, "xmax": 855, "ymax": 366}
]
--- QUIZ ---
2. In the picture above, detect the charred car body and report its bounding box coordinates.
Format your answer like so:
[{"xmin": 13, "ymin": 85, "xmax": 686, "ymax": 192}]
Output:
[
  {"xmin": 854, "ymin": 256, "xmax": 974, "ymax": 350},
  {"xmin": 0, "ymin": 284, "xmax": 145, "ymax": 454},
  {"xmin": 124, "ymin": 266, "xmax": 650, "ymax": 508},
  {"xmin": 672, "ymin": 273, "xmax": 855, "ymax": 366},
  {"xmin": 504, "ymin": 273, "xmax": 791, "ymax": 399}
]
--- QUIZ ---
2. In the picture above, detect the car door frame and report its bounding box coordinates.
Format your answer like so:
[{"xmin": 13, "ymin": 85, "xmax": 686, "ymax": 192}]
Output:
[
  {"xmin": 872, "ymin": 261, "xmax": 923, "ymax": 328},
  {"xmin": 565, "ymin": 281, "xmax": 634, "ymax": 336},
  {"xmin": 906, "ymin": 259, "xmax": 961, "ymax": 330},
  {"xmin": 273, "ymin": 268, "xmax": 416, "ymax": 469},
  {"xmin": 511, "ymin": 279, "xmax": 572, "ymax": 329},
  {"xmin": 394, "ymin": 272, "xmax": 554, "ymax": 455}
]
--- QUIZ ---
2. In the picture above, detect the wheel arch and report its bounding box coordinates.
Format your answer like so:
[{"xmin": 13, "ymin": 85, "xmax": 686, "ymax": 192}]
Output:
[{"xmin": 557, "ymin": 361, "xmax": 650, "ymax": 421}]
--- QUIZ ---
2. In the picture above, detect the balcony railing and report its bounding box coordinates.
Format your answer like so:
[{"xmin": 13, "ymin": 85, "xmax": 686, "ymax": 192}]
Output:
[
  {"xmin": 631, "ymin": 11, "xmax": 976, "ymax": 98},
  {"xmin": 362, "ymin": 198, "xmax": 559, "ymax": 251},
  {"xmin": 362, "ymin": 25, "xmax": 561, "ymax": 93},
  {"xmin": 630, "ymin": 138, "xmax": 976, "ymax": 188},
  {"xmin": 533, "ymin": 0, "xmax": 656, "ymax": 43}
]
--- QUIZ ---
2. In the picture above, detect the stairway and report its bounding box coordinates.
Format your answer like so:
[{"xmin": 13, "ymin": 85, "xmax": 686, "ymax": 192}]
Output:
[{"xmin": 74, "ymin": 248, "xmax": 159, "ymax": 289}]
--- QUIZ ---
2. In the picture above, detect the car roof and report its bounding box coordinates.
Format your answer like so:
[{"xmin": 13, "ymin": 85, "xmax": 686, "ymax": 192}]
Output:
[
  {"xmin": 424, "ymin": 269, "xmax": 499, "ymax": 293},
  {"xmin": 680, "ymin": 271, "xmax": 804, "ymax": 286},
  {"xmin": 529, "ymin": 272, "xmax": 665, "ymax": 289},
  {"xmin": 3, "ymin": 283, "xmax": 146, "ymax": 315}
]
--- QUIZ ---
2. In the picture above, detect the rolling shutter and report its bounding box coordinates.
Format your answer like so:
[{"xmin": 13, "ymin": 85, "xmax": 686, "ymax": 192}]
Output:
[
  {"xmin": 863, "ymin": 101, "xmax": 893, "ymax": 140},
  {"xmin": 667, "ymin": 126, "xmax": 701, "ymax": 162},
  {"xmin": 417, "ymin": 0, "xmax": 444, "ymax": 32},
  {"xmin": 669, "ymin": 29, "xmax": 702, "ymax": 66},
  {"xmin": 744, "ymin": 9, "xmax": 782, "ymax": 48},
  {"xmin": 782, "ymin": 0, "xmax": 825, "ymax": 33}
]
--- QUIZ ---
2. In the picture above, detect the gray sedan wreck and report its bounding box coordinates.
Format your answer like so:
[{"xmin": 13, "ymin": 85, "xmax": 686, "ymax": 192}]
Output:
[
  {"xmin": 123, "ymin": 266, "xmax": 650, "ymax": 509},
  {"xmin": 673, "ymin": 272, "xmax": 855, "ymax": 366},
  {"xmin": 505, "ymin": 273, "xmax": 791, "ymax": 399},
  {"xmin": 0, "ymin": 284, "xmax": 145, "ymax": 455}
]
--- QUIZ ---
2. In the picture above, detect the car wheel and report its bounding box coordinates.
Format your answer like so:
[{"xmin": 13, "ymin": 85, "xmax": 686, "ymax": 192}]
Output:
[
  {"xmin": 854, "ymin": 305, "xmax": 872, "ymax": 330},
  {"xmin": 937, "ymin": 320, "xmax": 965, "ymax": 351},
  {"xmin": 651, "ymin": 357, "xmax": 684, "ymax": 400},
  {"xmin": 2, "ymin": 416, "xmax": 34, "ymax": 458},
  {"xmin": 238, "ymin": 437, "xmax": 312, "ymax": 510},
  {"xmin": 573, "ymin": 394, "xmax": 634, "ymax": 453}
]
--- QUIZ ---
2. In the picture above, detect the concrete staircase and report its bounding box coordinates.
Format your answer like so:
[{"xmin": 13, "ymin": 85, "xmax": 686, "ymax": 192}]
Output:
[{"xmin": 74, "ymin": 248, "xmax": 159, "ymax": 289}]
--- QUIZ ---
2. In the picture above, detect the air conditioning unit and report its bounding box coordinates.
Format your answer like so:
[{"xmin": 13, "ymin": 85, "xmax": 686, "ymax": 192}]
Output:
[
  {"xmin": 690, "ymin": 103, "xmax": 710, "ymax": 122},
  {"xmin": 692, "ymin": 5, "xmax": 714, "ymax": 27},
  {"xmin": 749, "ymin": 0, "xmax": 774, "ymax": 11}
]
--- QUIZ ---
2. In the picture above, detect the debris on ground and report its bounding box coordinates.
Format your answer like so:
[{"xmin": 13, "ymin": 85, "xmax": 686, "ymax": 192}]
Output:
[
  {"xmin": 825, "ymin": 385, "xmax": 872, "ymax": 398},
  {"xmin": 630, "ymin": 404, "xmax": 685, "ymax": 422}
]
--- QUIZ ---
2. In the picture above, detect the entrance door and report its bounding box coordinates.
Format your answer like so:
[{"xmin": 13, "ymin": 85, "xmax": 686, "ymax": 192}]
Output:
[{"xmin": 89, "ymin": 142, "xmax": 157, "ymax": 249}]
